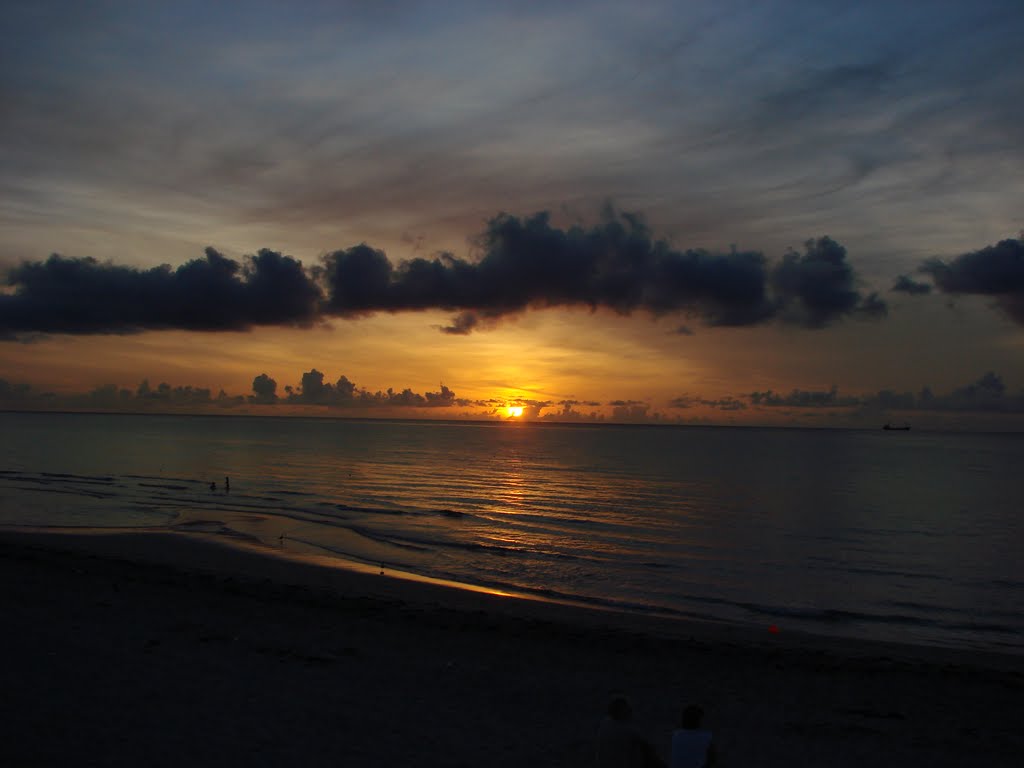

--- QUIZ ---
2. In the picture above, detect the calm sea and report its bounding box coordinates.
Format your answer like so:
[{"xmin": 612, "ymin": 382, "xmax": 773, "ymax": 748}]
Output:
[{"xmin": 1, "ymin": 411, "xmax": 1022, "ymax": 652}]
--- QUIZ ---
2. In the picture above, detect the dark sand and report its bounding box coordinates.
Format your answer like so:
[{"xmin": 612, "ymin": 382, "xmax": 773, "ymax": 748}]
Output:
[{"xmin": 2, "ymin": 529, "xmax": 1022, "ymax": 767}]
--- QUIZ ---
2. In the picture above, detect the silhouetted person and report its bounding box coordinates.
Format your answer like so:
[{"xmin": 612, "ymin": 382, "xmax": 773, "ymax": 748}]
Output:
[
  {"xmin": 209, "ymin": 481, "xmax": 216, "ymax": 493},
  {"xmin": 597, "ymin": 695, "xmax": 666, "ymax": 768},
  {"xmin": 225, "ymin": 476, "xmax": 230, "ymax": 494},
  {"xmin": 670, "ymin": 705, "xmax": 715, "ymax": 768}
]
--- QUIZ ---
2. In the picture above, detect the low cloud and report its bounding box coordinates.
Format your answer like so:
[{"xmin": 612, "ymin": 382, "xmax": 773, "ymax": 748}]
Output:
[
  {"xmin": 891, "ymin": 274, "xmax": 932, "ymax": 295},
  {"xmin": 918, "ymin": 236, "xmax": 1024, "ymax": 323},
  {"xmin": 916, "ymin": 371, "xmax": 1016, "ymax": 413},
  {"xmin": 263, "ymin": 369, "xmax": 465, "ymax": 409},
  {"xmin": 0, "ymin": 370, "xmax": 466, "ymax": 413},
  {"xmin": 0, "ymin": 377, "xmax": 245, "ymax": 409},
  {"xmin": 669, "ymin": 395, "xmax": 747, "ymax": 411},
  {"xmin": 250, "ymin": 373, "xmax": 278, "ymax": 404},
  {"xmin": 1, "ymin": 248, "xmax": 321, "ymax": 336},
  {"xmin": 771, "ymin": 237, "xmax": 887, "ymax": 327},
  {"xmin": 748, "ymin": 372, "xmax": 1024, "ymax": 414},
  {"xmin": 2, "ymin": 210, "xmax": 887, "ymax": 338},
  {"xmin": 749, "ymin": 385, "xmax": 861, "ymax": 408}
]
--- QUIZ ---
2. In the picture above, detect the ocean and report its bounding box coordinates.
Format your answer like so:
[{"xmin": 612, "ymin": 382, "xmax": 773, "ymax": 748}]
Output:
[{"xmin": 1, "ymin": 411, "xmax": 1021, "ymax": 653}]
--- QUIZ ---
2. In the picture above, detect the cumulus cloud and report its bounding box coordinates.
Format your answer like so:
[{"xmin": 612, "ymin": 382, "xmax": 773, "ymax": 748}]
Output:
[
  {"xmin": 1, "ymin": 210, "xmax": 887, "ymax": 338},
  {"xmin": 285, "ymin": 369, "xmax": 464, "ymax": 409},
  {"xmin": 669, "ymin": 395, "xmax": 747, "ymax": 411},
  {"xmin": 0, "ymin": 248, "xmax": 321, "ymax": 335},
  {"xmin": 891, "ymin": 274, "xmax": 932, "ymax": 295},
  {"xmin": 927, "ymin": 371, "xmax": 1014, "ymax": 412},
  {"xmin": 250, "ymin": 373, "xmax": 278, "ymax": 404},
  {"xmin": 770, "ymin": 237, "xmax": 886, "ymax": 327},
  {"xmin": 0, "ymin": 369, "xmax": 466, "ymax": 413},
  {"xmin": 748, "ymin": 373, "xmax": 1024, "ymax": 414},
  {"xmin": 749, "ymin": 385, "xmax": 861, "ymax": 408},
  {"xmin": 610, "ymin": 402, "xmax": 655, "ymax": 422},
  {"xmin": 0, "ymin": 377, "xmax": 243, "ymax": 409},
  {"xmin": 919, "ymin": 236, "xmax": 1024, "ymax": 324},
  {"xmin": 135, "ymin": 379, "xmax": 214, "ymax": 405},
  {"xmin": 316, "ymin": 210, "xmax": 781, "ymax": 329},
  {"xmin": 0, "ymin": 378, "xmax": 49, "ymax": 402}
]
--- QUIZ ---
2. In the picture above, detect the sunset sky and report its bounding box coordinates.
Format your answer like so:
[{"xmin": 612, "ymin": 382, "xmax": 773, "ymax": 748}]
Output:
[{"xmin": 2, "ymin": 1, "xmax": 1023, "ymax": 428}]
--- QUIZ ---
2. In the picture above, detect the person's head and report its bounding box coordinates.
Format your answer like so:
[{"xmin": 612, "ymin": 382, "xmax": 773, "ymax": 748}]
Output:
[
  {"xmin": 607, "ymin": 695, "xmax": 633, "ymax": 722},
  {"xmin": 680, "ymin": 704, "xmax": 704, "ymax": 729}
]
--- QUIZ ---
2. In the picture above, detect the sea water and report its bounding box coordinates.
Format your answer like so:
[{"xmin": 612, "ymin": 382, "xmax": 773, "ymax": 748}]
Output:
[{"xmin": 1, "ymin": 411, "xmax": 1021, "ymax": 652}]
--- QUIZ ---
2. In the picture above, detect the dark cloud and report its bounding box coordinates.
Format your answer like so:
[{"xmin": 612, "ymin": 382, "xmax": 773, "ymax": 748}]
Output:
[
  {"xmin": 440, "ymin": 311, "xmax": 481, "ymax": 336},
  {"xmin": 0, "ymin": 376, "xmax": 240, "ymax": 409},
  {"xmin": 286, "ymin": 369, "xmax": 463, "ymax": 409},
  {"xmin": 539, "ymin": 400, "xmax": 605, "ymax": 422},
  {"xmin": 770, "ymin": 237, "xmax": 886, "ymax": 328},
  {"xmin": 669, "ymin": 395, "xmax": 747, "ymax": 411},
  {"xmin": 0, "ymin": 369, "xmax": 466, "ymax": 412},
  {"xmin": 318, "ymin": 215, "xmax": 883, "ymax": 331},
  {"xmin": 250, "ymin": 373, "xmax": 278, "ymax": 404},
  {"xmin": 0, "ymin": 378, "xmax": 49, "ymax": 402},
  {"xmin": 891, "ymin": 274, "xmax": 932, "ymax": 295},
  {"xmin": 0, "ymin": 248, "xmax": 322, "ymax": 335},
  {"xmin": 749, "ymin": 385, "xmax": 861, "ymax": 408},
  {"xmin": 859, "ymin": 373, "xmax": 1024, "ymax": 414},
  {"xmin": 927, "ymin": 371, "xmax": 1015, "ymax": 413},
  {"xmin": 135, "ymin": 379, "xmax": 213, "ymax": 405},
  {"xmin": 610, "ymin": 403, "xmax": 653, "ymax": 422},
  {"xmin": 2, "ymin": 211, "xmax": 886, "ymax": 337},
  {"xmin": 749, "ymin": 373, "xmax": 1024, "ymax": 414},
  {"xmin": 317, "ymin": 210, "xmax": 779, "ymax": 329},
  {"xmin": 296, "ymin": 369, "xmax": 334, "ymax": 405},
  {"xmin": 919, "ymin": 237, "xmax": 1024, "ymax": 324}
]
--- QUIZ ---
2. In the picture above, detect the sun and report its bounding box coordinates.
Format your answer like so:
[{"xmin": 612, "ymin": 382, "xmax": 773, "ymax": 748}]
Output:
[{"xmin": 506, "ymin": 406, "xmax": 524, "ymax": 418}]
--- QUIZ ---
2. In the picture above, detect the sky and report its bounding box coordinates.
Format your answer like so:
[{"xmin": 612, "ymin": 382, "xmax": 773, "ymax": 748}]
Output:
[{"xmin": 2, "ymin": 0, "xmax": 1024, "ymax": 428}]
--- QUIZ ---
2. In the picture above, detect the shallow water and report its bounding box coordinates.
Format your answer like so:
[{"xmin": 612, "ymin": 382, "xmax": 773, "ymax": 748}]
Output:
[{"xmin": 2, "ymin": 411, "xmax": 1022, "ymax": 652}]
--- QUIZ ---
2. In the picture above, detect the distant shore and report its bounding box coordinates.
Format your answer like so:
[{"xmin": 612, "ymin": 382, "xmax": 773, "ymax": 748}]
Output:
[{"xmin": 2, "ymin": 528, "xmax": 1022, "ymax": 767}]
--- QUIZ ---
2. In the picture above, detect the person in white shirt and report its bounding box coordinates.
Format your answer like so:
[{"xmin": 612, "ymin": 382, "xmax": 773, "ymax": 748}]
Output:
[{"xmin": 670, "ymin": 704, "xmax": 715, "ymax": 768}]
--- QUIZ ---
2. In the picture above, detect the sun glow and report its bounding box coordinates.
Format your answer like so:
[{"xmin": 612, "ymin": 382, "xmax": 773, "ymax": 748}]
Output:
[{"xmin": 507, "ymin": 406, "xmax": 524, "ymax": 418}]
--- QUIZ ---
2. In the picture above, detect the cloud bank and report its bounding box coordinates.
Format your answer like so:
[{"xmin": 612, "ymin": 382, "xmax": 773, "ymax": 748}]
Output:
[
  {"xmin": 270, "ymin": 369, "xmax": 464, "ymax": 409},
  {"xmin": 747, "ymin": 372, "xmax": 1024, "ymax": 414},
  {"xmin": 0, "ymin": 370, "xmax": 466, "ymax": 412},
  {"xmin": 918, "ymin": 236, "xmax": 1024, "ymax": 324},
  {"xmin": 3, "ymin": 371, "xmax": 1022, "ymax": 422},
  {"xmin": 0, "ymin": 248, "xmax": 321, "ymax": 335},
  {"xmin": 1, "ymin": 211, "xmax": 887, "ymax": 338}
]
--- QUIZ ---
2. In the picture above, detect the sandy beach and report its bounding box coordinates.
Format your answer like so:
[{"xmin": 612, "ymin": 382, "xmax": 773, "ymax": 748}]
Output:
[{"xmin": 2, "ymin": 529, "xmax": 1022, "ymax": 767}]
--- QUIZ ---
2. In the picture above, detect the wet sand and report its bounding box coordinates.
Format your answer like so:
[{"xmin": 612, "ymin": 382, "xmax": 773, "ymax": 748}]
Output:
[{"xmin": 2, "ymin": 529, "xmax": 1022, "ymax": 767}]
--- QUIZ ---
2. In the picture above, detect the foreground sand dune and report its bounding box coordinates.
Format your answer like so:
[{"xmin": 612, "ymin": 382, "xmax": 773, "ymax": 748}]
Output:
[{"xmin": 2, "ymin": 530, "xmax": 1022, "ymax": 767}]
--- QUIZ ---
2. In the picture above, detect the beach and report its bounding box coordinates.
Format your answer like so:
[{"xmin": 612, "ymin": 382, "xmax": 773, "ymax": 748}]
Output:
[{"xmin": 2, "ymin": 529, "xmax": 1022, "ymax": 767}]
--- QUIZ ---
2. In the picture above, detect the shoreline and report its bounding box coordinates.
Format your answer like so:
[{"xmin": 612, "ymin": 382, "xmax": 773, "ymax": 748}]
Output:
[
  {"xmin": 6, "ymin": 525, "xmax": 1024, "ymax": 669},
  {"xmin": 4, "ymin": 527, "xmax": 1024, "ymax": 766},
  {"xmin": 11, "ymin": 524, "xmax": 1023, "ymax": 667}
]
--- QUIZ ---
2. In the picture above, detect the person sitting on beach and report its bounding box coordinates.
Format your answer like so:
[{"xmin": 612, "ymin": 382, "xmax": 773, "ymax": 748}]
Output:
[
  {"xmin": 670, "ymin": 704, "xmax": 715, "ymax": 768},
  {"xmin": 596, "ymin": 694, "xmax": 666, "ymax": 768}
]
